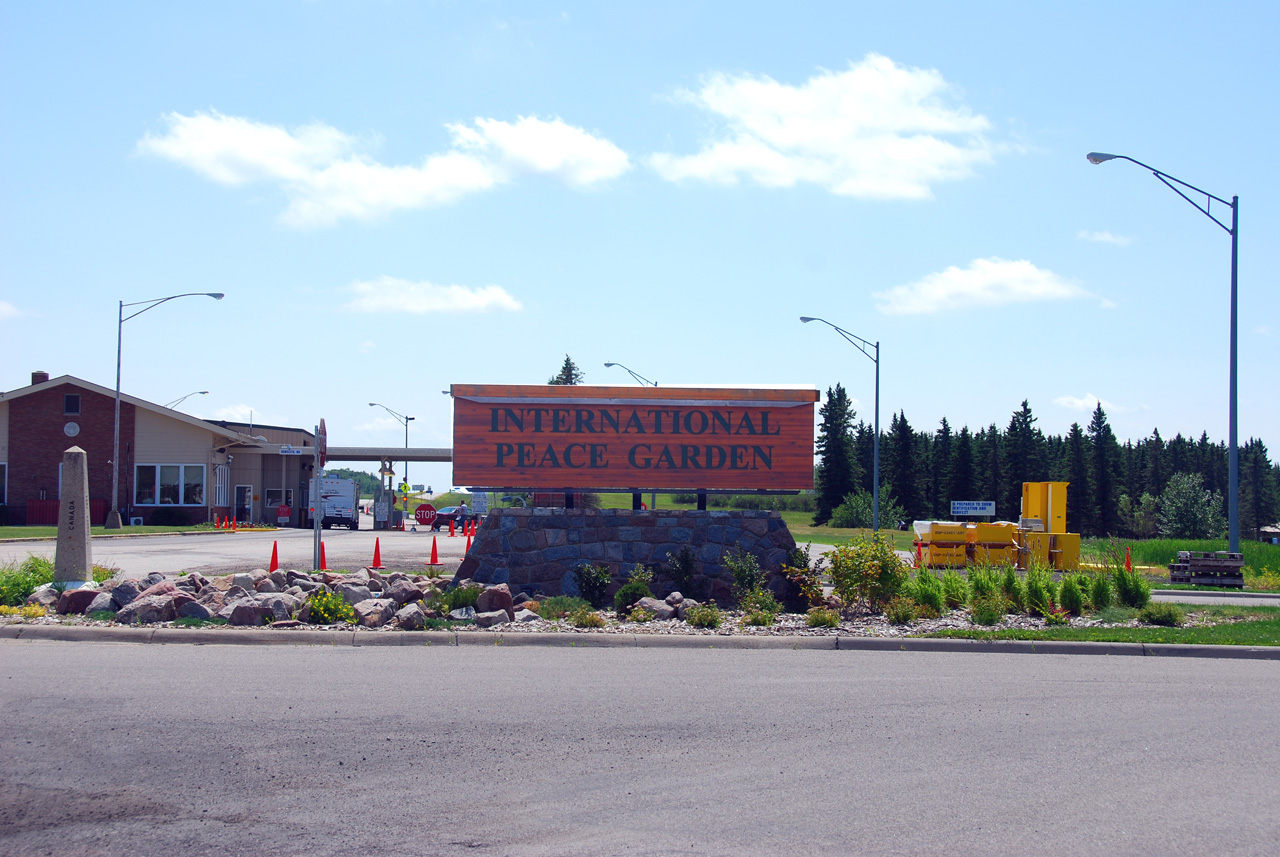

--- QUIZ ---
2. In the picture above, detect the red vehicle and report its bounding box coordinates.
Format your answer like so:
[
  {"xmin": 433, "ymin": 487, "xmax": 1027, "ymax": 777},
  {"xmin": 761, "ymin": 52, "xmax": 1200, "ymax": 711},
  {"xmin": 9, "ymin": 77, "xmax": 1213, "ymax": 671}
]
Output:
[{"xmin": 430, "ymin": 506, "xmax": 481, "ymax": 532}]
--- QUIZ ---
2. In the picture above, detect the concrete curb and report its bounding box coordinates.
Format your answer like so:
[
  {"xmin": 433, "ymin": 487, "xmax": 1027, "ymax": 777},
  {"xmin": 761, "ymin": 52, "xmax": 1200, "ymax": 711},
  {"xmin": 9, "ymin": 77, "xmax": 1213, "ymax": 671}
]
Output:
[
  {"xmin": 4, "ymin": 624, "xmax": 1280, "ymax": 659},
  {"xmin": 1153, "ymin": 589, "xmax": 1280, "ymax": 601}
]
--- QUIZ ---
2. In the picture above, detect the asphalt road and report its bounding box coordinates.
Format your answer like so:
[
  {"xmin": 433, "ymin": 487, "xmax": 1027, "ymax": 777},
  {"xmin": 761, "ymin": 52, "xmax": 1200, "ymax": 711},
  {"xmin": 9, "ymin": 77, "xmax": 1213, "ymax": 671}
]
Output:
[{"xmin": 1, "ymin": 641, "xmax": 1277, "ymax": 856}]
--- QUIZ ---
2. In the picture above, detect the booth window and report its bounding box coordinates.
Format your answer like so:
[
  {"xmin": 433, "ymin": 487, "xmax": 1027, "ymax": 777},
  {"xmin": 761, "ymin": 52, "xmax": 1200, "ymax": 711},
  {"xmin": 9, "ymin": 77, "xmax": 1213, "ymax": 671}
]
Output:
[
  {"xmin": 135, "ymin": 464, "xmax": 205, "ymax": 506},
  {"xmin": 63, "ymin": 394, "xmax": 81, "ymax": 415}
]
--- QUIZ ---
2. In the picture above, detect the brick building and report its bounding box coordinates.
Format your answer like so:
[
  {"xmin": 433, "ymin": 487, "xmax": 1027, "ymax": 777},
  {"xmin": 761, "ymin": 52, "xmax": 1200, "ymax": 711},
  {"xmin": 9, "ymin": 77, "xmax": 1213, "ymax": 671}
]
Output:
[{"xmin": 0, "ymin": 371, "xmax": 315, "ymax": 527}]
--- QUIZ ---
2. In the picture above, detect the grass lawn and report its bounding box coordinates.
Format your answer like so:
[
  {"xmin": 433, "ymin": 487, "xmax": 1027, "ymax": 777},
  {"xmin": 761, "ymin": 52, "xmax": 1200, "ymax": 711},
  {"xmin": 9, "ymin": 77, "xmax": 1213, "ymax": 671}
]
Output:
[
  {"xmin": 0, "ymin": 525, "xmax": 218, "ymax": 540},
  {"xmin": 926, "ymin": 604, "xmax": 1280, "ymax": 646}
]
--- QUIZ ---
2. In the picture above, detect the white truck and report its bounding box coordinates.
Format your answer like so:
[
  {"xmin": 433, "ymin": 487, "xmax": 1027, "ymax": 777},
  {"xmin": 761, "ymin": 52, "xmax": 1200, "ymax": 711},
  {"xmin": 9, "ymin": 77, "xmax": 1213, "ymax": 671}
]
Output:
[{"xmin": 308, "ymin": 475, "xmax": 360, "ymax": 529}]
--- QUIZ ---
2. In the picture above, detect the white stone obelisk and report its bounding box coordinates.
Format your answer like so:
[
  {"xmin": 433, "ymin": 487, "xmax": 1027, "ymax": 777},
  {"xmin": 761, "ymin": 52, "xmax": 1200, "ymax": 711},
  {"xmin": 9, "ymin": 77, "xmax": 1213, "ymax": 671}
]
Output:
[{"xmin": 54, "ymin": 446, "xmax": 93, "ymax": 585}]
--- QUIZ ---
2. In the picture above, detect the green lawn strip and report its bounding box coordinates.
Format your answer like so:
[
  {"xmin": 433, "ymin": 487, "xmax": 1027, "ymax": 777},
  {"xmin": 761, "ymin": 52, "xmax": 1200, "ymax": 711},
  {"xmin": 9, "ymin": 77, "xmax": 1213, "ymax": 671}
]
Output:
[
  {"xmin": 0, "ymin": 525, "xmax": 217, "ymax": 540},
  {"xmin": 924, "ymin": 605, "xmax": 1280, "ymax": 646}
]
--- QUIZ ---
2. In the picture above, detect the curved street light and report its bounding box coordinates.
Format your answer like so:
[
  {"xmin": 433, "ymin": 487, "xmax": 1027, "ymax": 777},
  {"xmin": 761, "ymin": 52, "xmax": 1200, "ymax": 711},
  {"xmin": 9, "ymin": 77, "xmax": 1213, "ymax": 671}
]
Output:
[
  {"xmin": 801, "ymin": 316, "xmax": 881, "ymax": 531},
  {"xmin": 108, "ymin": 292, "xmax": 224, "ymax": 529},
  {"xmin": 164, "ymin": 390, "xmax": 209, "ymax": 409},
  {"xmin": 603, "ymin": 362, "xmax": 657, "ymax": 386},
  {"xmin": 369, "ymin": 402, "xmax": 414, "ymax": 483},
  {"xmin": 1087, "ymin": 152, "xmax": 1240, "ymax": 551}
]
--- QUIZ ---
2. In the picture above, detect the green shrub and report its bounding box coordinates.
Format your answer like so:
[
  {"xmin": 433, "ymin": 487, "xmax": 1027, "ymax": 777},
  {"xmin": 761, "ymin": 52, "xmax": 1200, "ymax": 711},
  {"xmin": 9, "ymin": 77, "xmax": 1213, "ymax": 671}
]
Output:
[
  {"xmin": 442, "ymin": 584, "xmax": 482, "ymax": 613},
  {"xmin": 1001, "ymin": 566, "xmax": 1026, "ymax": 613},
  {"xmin": 829, "ymin": 535, "xmax": 908, "ymax": 613},
  {"xmin": 1025, "ymin": 566, "xmax": 1056, "ymax": 617},
  {"xmin": 613, "ymin": 569, "xmax": 653, "ymax": 616},
  {"xmin": 628, "ymin": 606, "xmax": 655, "ymax": 623},
  {"xmin": 1139, "ymin": 602, "xmax": 1184, "ymax": 627},
  {"xmin": 941, "ymin": 570, "xmax": 969, "ymax": 610},
  {"xmin": 569, "ymin": 606, "xmax": 606, "ymax": 628},
  {"xmin": 1096, "ymin": 605, "xmax": 1137, "ymax": 624},
  {"xmin": 738, "ymin": 588, "xmax": 781, "ymax": 615},
  {"xmin": 684, "ymin": 602, "xmax": 722, "ymax": 629},
  {"xmin": 884, "ymin": 596, "xmax": 919, "ymax": 625},
  {"xmin": 970, "ymin": 595, "xmax": 1006, "ymax": 626},
  {"xmin": 666, "ymin": 547, "xmax": 698, "ymax": 594},
  {"xmin": 1090, "ymin": 573, "xmax": 1113, "ymax": 611},
  {"xmin": 722, "ymin": 550, "xmax": 766, "ymax": 596},
  {"xmin": 911, "ymin": 571, "xmax": 946, "ymax": 616},
  {"xmin": 306, "ymin": 589, "xmax": 355, "ymax": 624},
  {"xmin": 0, "ymin": 556, "xmax": 55, "ymax": 606},
  {"xmin": 1043, "ymin": 609, "xmax": 1070, "ymax": 626},
  {"xmin": 805, "ymin": 606, "xmax": 840, "ymax": 628},
  {"xmin": 1058, "ymin": 575, "xmax": 1085, "ymax": 616},
  {"xmin": 1112, "ymin": 566, "xmax": 1152, "ymax": 608},
  {"xmin": 571, "ymin": 563, "xmax": 613, "ymax": 609},
  {"xmin": 967, "ymin": 566, "xmax": 1000, "ymax": 602},
  {"xmin": 742, "ymin": 609, "xmax": 776, "ymax": 626},
  {"xmin": 537, "ymin": 595, "xmax": 591, "ymax": 620}
]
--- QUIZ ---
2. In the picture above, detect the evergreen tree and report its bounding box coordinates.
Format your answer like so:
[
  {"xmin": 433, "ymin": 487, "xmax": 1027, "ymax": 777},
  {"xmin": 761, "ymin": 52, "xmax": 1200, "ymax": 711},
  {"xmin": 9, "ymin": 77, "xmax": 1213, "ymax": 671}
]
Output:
[
  {"xmin": 812, "ymin": 384, "xmax": 861, "ymax": 526},
  {"xmin": 931, "ymin": 418, "xmax": 953, "ymax": 518},
  {"xmin": 1064, "ymin": 422, "xmax": 1092, "ymax": 535},
  {"xmin": 1240, "ymin": 439, "xmax": 1280, "ymax": 540},
  {"xmin": 975, "ymin": 424, "xmax": 1003, "ymax": 519},
  {"xmin": 547, "ymin": 355, "xmax": 584, "ymax": 385},
  {"xmin": 1001, "ymin": 400, "xmax": 1047, "ymax": 519},
  {"xmin": 1166, "ymin": 433, "xmax": 1192, "ymax": 476},
  {"xmin": 1087, "ymin": 403, "xmax": 1122, "ymax": 536},
  {"xmin": 852, "ymin": 420, "xmax": 876, "ymax": 494},
  {"xmin": 885, "ymin": 410, "xmax": 925, "ymax": 522},
  {"xmin": 947, "ymin": 426, "xmax": 976, "ymax": 510},
  {"xmin": 1144, "ymin": 429, "xmax": 1167, "ymax": 497}
]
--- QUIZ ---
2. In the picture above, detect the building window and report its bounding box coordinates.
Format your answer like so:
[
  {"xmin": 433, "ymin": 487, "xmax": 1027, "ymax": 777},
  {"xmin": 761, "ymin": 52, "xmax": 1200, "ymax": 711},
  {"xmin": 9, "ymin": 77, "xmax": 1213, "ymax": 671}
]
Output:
[
  {"xmin": 134, "ymin": 464, "xmax": 205, "ymax": 506},
  {"xmin": 265, "ymin": 489, "xmax": 295, "ymax": 508},
  {"xmin": 64, "ymin": 394, "xmax": 81, "ymax": 415}
]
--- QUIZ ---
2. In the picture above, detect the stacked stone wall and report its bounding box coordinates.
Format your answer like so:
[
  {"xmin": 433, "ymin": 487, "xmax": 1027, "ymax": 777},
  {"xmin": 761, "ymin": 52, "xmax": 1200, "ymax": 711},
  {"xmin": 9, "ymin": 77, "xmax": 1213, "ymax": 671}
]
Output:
[{"xmin": 455, "ymin": 508, "xmax": 797, "ymax": 603}]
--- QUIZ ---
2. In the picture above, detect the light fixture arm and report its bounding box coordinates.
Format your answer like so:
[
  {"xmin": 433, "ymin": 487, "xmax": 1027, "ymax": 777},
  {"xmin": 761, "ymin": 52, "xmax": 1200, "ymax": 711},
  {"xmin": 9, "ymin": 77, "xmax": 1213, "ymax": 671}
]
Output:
[
  {"xmin": 603, "ymin": 362, "xmax": 657, "ymax": 386},
  {"xmin": 1086, "ymin": 154, "xmax": 1234, "ymax": 235}
]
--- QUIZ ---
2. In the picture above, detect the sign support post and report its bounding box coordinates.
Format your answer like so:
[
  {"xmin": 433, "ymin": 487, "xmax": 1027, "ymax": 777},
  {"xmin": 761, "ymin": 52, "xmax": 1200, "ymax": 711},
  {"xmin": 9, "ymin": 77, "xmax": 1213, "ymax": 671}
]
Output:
[{"xmin": 313, "ymin": 418, "xmax": 327, "ymax": 571}]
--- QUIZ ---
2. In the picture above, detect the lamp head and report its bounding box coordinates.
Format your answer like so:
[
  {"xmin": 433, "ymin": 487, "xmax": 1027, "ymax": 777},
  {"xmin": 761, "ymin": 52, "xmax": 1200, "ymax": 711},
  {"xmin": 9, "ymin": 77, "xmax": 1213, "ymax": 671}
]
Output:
[
  {"xmin": 799, "ymin": 316, "xmax": 815, "ymax": 323},
  {"xmin": 1086, "ymin": 152, "xmax": 1118, "ymax": 165},
  {"xmin": 207, "ymin": 293, "xmax": 225, "ymax": 300},
  {"xmin": 368, "ymin": 402, "xmax": 377, "ymax": 407},
  {"xmin": 604, "ymin": 362, "xmax": 616, "ymax": 367}
]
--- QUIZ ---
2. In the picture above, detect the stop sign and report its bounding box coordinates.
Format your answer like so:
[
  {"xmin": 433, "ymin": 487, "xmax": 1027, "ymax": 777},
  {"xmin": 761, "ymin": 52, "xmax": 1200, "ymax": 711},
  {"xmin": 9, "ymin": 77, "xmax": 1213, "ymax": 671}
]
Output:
[{"xmin": 414, "ymin": 504, "xmax": 437, "ymax": 526}]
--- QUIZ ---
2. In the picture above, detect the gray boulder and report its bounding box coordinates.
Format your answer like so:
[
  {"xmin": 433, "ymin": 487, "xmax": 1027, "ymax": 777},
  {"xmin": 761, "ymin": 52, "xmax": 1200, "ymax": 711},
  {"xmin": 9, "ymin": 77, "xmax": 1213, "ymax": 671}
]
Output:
[
  {"xmin": 675, "ymin": 599, "xmax": 701, "ymax": 621},
  {"xmin": 514, "ymin": 608, "xmax": 540, "ymax": 623},
  {"xmin": 268, "ymin": 570, "xmax": 288, "ymax": 588},
  {"xmin": 636, "ymin": 597, "xmax": 676, "ymax": 620},
  {"xmin": 353, "ymin": 598, "xmax": 396, "ymax": 628},
  {"xmin": 231, "ymin": 573, "xmax": 256, "ymax": 591},
  {"xmin": 255, "ymin": 578, "xmax": 281, "ymax": 593},
  {"xmin": 394, "ymin": 603, "xmax": 425, "ymax": 631},
  {"xmin": 109, "ymin": 580, "xmax": 142, "ymax": 609},
  {"xmin": 257, "ymin": 593, "xmax": 301, "ymax": 622},
  {"xmin": 25, "ymin": 586, "xmax": 60, "ymax": 609},
  {"xmin": 86, "ymin": 592, "xmax": 116, "ymax": 615},
  {"xmin": 116, "ymin": 594, "xmax": 177, "ymax": 625},
  {"xmin": 474, "ymin": 609, "xmax": 511, "ymax": 628},
  {"xmin": 336, "ymin": 583, "xmax": 373, "ymax": 606},
  {"xmin": 225, "ymin": 603, "xmax": 272, "ymax": 626},
  {"xmin": 448, "ymin": 606, "xmax": 475, "ymax": 622},
  {"xmin": 384, "ymin": 579, "xmax": 422, "ymax": 606},
  {"xmin": 665, "ymin": 591, "xmax": 685, "ymax": 606},
  {"xmin": 475, "ymin": 584, "xmax": 515, "ymax": 621},
  {"xmin": 178, "ymin": 600, "xmax": 213, "ymax": 620},
  {"xmin": 143, "ymin": 572, "xmax": 166, "ymax": 588}
]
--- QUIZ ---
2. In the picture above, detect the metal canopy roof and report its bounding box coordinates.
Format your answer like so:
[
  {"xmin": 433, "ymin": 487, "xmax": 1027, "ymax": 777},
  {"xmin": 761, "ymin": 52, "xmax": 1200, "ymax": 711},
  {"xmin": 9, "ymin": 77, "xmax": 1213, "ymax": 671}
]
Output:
[{"xmin": 325, "ymin": 446, "xmax": 452, "ymax": 462}]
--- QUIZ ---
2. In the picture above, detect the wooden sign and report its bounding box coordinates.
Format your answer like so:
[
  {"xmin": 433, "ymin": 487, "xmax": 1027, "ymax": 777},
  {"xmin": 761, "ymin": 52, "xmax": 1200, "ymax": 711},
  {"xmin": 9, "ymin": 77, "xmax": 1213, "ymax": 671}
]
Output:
[{"xmin": 451, "ymin": 385, "xmax": 818, "ymax": 491}]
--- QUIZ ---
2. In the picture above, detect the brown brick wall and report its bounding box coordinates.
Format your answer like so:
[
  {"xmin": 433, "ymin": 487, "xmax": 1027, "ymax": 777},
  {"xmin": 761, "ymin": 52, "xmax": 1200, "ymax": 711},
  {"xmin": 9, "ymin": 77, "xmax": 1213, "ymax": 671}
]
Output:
[{"xmin": 8, "ymin": 383, "xmax": 135, "ymax": 513}]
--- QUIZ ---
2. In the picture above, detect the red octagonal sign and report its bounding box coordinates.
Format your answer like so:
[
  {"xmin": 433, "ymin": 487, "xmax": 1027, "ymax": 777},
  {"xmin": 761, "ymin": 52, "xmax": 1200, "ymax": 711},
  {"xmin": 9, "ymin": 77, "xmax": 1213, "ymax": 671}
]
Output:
[{"xmin": 414, "ymin": 504, "xmax": 437, "ymax": 526}]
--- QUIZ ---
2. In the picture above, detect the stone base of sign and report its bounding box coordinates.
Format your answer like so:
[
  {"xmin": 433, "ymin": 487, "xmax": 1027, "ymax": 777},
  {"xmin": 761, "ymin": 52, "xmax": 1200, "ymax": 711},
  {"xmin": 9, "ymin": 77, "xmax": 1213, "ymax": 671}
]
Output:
[{"xmin": 455, "ymin": 508, "xmax": 798, "ymax": 602}]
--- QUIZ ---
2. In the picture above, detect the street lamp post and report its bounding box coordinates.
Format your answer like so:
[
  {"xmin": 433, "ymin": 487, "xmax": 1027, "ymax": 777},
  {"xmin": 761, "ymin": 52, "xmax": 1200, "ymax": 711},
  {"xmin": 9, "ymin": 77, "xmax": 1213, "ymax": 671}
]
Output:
[
  {"xmin": 603, "ymin": 362, "xmax": 657, "ymax": 387},
  {"xmin": 800, "ymin": 316, "xmax": 881, "ymax": 532},
  {"xmin": 164, "ymin": 390, "xmax": 209, "ymax": 409},
  {"xmin": 369, "ymin": 403, "xmax": 414, "ymax": 483},
  {"xmin": 604, "ymin": 362, "xmax": 658, "ymax": 510},
  {"xmin": 108, "ymin": 292, "xmax": 224, "ymax": 529},
  {"xmin": 1086, "ymin": 152, "xmax": 1240, "ymax": 552}
]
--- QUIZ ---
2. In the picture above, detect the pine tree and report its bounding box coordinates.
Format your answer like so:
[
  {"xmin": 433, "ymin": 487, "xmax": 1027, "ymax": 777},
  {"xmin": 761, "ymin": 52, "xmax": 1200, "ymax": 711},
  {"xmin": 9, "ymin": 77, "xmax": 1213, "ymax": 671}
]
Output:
[
  {"xmin": 547, "ymin": 355, "xmax": 584, "ymax": 386},
  {"xmin": 1087, "ymin": 403, "xmax": 1122, "ymax": 536},
  {"xmin": 812, "ymin": 384, "xmax": 861, "ymax": 526},
  {"xmin": 1144, "ymin": 429, "xmax": 1167, "ymax": 497},
  {"xmin": 947, "ymin": 426, "xmax": 976, "ymax": 511},
  {"xmin": 975, "ymin": 424, "xmax": 1003, "ymax": 519},
  {"xmin": 1240, "ymin": 439, "xmax": 1280, "ymax": 540},
  {"xmin": 1060, "ymin": 422, "xmax": 1091, "ymax": 534},
  {"xmin": 1001, "ymin": 400, "xmax": 1046, "ymax": 520},
  {"xmin": 885, "ymin": 411, "xmax": 925, "ymax": 522},
  {"xmin": 931, "ymin": 417, "xmax": 953, "ymax": 518}
]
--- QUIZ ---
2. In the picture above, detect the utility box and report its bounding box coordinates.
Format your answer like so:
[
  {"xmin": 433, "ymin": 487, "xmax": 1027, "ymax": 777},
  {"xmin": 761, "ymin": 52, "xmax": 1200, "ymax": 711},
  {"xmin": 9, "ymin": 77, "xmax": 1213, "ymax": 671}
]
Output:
[
  {"xmin": 1020, "ymin": 531, "xmax": 1052, "ymax": 568},
  {"xmin": 971, "ymin": 522, "xmax": 1017, "ymax": 566},
  {"xmin": 1051, "ymin": 533, "xmax": 1081, "ymax": 571},
  {"xmin": 1021, "ymin": 482, "xmax": 1068, "ymax": 534},
  {"xmin": 915, "ymin": 521, "xmax": 970, "ymax": 567}
]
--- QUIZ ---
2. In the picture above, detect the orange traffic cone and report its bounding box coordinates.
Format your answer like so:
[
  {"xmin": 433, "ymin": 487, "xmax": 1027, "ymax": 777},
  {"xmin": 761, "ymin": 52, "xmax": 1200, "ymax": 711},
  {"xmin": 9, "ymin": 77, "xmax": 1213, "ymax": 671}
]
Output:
[
  {"xmin": 320, "ymin": 541, "xmax": 328, "ymax": 571},
  {"xmin": 232, "ymin": 517, "xmax": 237, "ymax": 533},
  {"xmin": 464, "ymin": 530, "xmax": 472, "ymax": 553},
  {"xmin": 371, "ymin": 538, "xmax": 384, "ymax": 570},
  {"xmin": 429, "ymin": 536, "xmax": 439, "ymax": 565},
  {"xmin": 448, "ymin": 518, "xmax": 455, "ymax": 537},
  {"xmin": 269, "ymin": 541, "xmax": 279, "ymax": 572}
]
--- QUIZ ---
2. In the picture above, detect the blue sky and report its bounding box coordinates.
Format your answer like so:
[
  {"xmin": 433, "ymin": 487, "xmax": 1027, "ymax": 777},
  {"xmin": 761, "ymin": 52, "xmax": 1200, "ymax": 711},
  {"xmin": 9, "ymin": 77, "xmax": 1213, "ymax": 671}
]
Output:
[{"xmin": 3, "ymin": 1, "xmax": 1276, "ymax": 491}]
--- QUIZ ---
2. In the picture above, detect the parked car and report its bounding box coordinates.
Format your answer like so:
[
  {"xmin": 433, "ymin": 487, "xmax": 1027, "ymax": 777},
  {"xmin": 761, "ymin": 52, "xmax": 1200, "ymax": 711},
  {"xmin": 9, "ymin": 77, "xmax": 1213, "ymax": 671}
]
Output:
[{"xmin": 430, "ymin": 506, "xmax": 482, "ymax": 532}]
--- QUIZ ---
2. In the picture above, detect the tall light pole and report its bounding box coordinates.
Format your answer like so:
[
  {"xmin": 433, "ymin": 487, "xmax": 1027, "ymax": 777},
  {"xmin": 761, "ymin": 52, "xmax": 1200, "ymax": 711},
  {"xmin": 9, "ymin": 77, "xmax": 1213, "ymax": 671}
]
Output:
[
  {"xmin": 800, "ymin": 316, "xmax": 881, "ymax": 531},
  {"xmin": 603, "ymin": 362, "xmax": 657, "ymax": 386},
  {"xmin": 1087, "ymin": 152, "xmax": 1240, "ymax": 552},
  {"xmin": 605, "ymin": 362, "xmax": 658, "ymax": 510},
  {"xmin": 108, "ymin": 292, "xmax": 224, "ymax": 529},
  {"xmin": 369, "ymin": 402, "xmax": 414, "ymax": 483}
]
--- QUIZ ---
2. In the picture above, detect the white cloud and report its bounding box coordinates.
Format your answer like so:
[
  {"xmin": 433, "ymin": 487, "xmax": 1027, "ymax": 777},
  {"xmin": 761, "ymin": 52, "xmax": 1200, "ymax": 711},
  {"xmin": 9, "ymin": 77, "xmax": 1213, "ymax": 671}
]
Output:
[
  {"xmin": 1053, "ymin": 393, "xmax": 1131, "ymax": 414},
  {"xmin": 357, "ymin": 416, "xmax": 407, "ymax": 433},
  {"xmin": 213, "ymin": 404, "xmax": 271, "ymax": 424},
  {"xmin": 650, "ymin": 53, "xmax": 992, "ymax": 198},
  {"xmin": 872, "ymin": 257, "xmax": 1103, "ymax": 315},
  {"xmin": 1254, "ymin": 324, "xmax": 1272, "ymax": 337},
  {"xmin": 1077, "ymin": 229, "xmax": 1132, "ymax": 246},
  {"xmin": 0, "ymin": 301, "xmax": 23, "ymax": 321},
  {"xmin": 138, "ymin": 111, "xmax": 629, "ymax": 227},
  {"xmin": 344, "ymin": 276, "xmax": 523, "ymax": 314}
]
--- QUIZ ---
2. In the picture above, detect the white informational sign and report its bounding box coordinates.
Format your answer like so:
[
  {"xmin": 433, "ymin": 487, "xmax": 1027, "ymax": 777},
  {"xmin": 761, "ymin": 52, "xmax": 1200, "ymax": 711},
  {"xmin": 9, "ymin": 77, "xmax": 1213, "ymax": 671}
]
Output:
[
  {"xmin": 951, "ymin": 500, "xmax": 996, "ymax": 516},
  {"xmin": 374, "ymin": 501, "xmax": 389, "ymax": 521},
  {"xmin": 279, "ymin": 445, "xmax": 302, "ymax": 455},
  {"xmin": 470, "ymin": 492, "xmax": 489, "ymax": 515}
]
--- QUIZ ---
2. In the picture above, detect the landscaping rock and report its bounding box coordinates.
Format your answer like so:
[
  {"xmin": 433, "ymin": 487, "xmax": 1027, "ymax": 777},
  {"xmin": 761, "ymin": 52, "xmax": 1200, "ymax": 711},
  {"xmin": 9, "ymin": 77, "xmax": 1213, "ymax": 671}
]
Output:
[
  {"xmin": 384, "ymin": 579, "xmax": 422, "ymax": 606},
  {"xmin": 255, "ymin": 578, "xmax": 280, "ymax": 593},
  {"xmin": 336, "ymin": 583, "xmax": 373, "ymax": 606},
  {"xmin": 270, "ymin": 620, "xmax": 303, "ymax": 629},
  {"xmin": 353, "ymin": 598, "xmax": 396, "ymax": 628},
  {"xmin": 171, "ymin": 592, "xmax": 196, "ymax": 614},
  {"xmin": 344, "ymin": 570, "xmax": 371, "ymax": 585},
  {"xmin": 474, "ymin": 609, "xmax": 511, "ymax": 628},
  {"xmin": 178, "ymin": 600, "xmax": 213, "ymax": 620},
  {"xmin": 448, "ymin": 606, "xmax": 475, "ymax": 621},
  {"xmin": 512, "ymin": 591, "xmax": 531, "ymax": 606},
  {"xmin": 665, "ymin": 591, "xmax": 685, "ymax": 606},
  {"xmin": 514, "ymin": 608, "xmax": 540, "ymax": 623},
  {"xmin": 394, "ymin": 603, "xmax": 425, "ymax": 631},
  {"xmin": 368, "ymin": 578, "xmax": 384, "ymax": 593},
  {"xmin": 268, "ymin": 570, "xmax": 288, "ymax": 588},
  {"xmin": 295, "ymin": 601, "xmax": 312, "ymax": 623},
  {"xmin": 225, "ymin": 603, "xmax": 272, "ymax": 626},
  {"xmin": 109, "ymin": 580, "xmax": 141, "ymax": 608},
  {"xmin": 476, "ymin": 583, "xmax": 515, "ymax": 621},
  {"xmin": 675, "ymin": 599, "xmax": 701, "ymax": 621},
  {"xmin": 143, "ymin": 572, "xmax": 166, "ymax": 588},
  {"xmin": 25, "ymin": 586, "xmax": 60, "ymax": 609},
  {"xmin": 635, "ymin": 597, "xmax": 676, "ymax": 620},
  {"xmin": 257, "ymin": 593, "xmax": 301, "ymax": 622},
  {"xmin": 56, "ymin": 588, "xmax": 103, "ymax": 615},
  {"xmin": 116, "ymin": 594, "xmax": 177, "ymax": 625},
  {"xmin": 231, "ymin": 573, "xmax": 257, "ymax": 591},
  {"xmin": 137, "ymin": 580, "xmax": 176, "ymax": 600},
  {"xmin": 86, "ymin": 592, "xmax": 116, "ymax": 615},
  {"xmin": 186, "ymin": 572, "xmax": 211, "ymax": 590}
]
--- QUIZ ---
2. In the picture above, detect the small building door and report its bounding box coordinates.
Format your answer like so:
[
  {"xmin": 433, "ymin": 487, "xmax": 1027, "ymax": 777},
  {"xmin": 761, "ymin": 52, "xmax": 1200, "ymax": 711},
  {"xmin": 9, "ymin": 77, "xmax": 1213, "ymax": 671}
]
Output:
[{"xmin": 234, "ymin": 485, "xmax": 253, "ymax": 523}]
